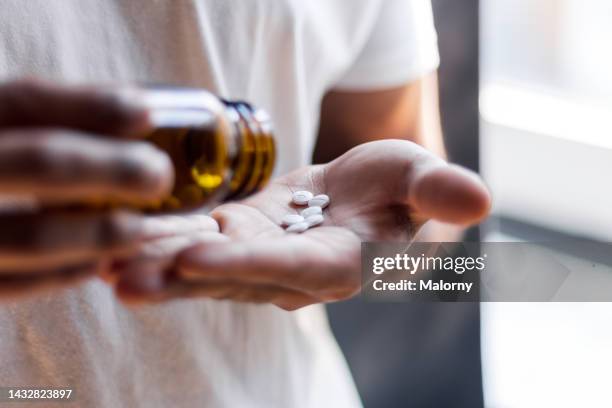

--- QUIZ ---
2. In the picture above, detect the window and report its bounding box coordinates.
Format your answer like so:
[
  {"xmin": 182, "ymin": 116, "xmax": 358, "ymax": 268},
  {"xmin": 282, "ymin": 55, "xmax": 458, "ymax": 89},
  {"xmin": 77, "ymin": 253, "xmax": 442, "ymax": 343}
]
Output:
[
  {"xmin": 480, "ymin": 0, "xmax": 612, "ymax": 241},
  {"xmin": 480, "ymin": 2, "xmax": 612, "ymax": 407}
]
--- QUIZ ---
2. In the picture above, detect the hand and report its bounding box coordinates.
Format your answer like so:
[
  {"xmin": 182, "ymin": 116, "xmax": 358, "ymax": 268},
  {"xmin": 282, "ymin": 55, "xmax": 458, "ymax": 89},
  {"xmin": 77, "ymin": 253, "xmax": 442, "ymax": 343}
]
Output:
[
  {"xmin": 0, "ymin": 79, "xmax": 173, "ymax": 298},
  {"xmin": 113, "ymin": 140, "xmax": 490, "ymax": 310}
]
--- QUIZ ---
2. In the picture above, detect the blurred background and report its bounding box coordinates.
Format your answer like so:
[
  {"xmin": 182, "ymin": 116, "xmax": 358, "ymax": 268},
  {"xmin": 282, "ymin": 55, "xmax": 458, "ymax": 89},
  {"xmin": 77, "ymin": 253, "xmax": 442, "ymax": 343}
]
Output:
[
  {"xmin": 330, "ymin": 0, "xmax": 612, "ymax": 407},
  {"xmin": 481, "ymin": 1, "xmax": 612, "ymax": 407}
]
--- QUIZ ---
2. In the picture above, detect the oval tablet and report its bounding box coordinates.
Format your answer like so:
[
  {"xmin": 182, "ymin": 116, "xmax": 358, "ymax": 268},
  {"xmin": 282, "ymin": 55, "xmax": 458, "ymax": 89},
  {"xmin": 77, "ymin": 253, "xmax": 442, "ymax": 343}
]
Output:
[
  {"xmin": 281, "ymin": 214, "xmax": 305, "ymax": 226},
  {"xmin": 308, "ymin": 194, "xmax": 330, "ymax": 208},
  {"xmin": 281, "ymin": 214, "xmax": 304, "ymax": 226},
  {"xmin": 286, "ymin": 222, "xmax": 310, "ymax": 233},
  {"xmin": 300, "ymin": 206, "xmax": 322, "ymax": 218},
  {"xmin": 292, "ymin": 190, "xmax": 313, "ymax": 205},
  {"xmin": 305, "ymin": 214, "xmax": 324, "ymax": 227}
]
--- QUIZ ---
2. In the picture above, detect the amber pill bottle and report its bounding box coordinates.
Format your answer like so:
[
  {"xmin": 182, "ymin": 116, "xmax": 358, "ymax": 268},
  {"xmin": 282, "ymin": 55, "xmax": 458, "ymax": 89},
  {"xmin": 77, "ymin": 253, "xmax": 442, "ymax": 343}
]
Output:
[{"xmin": 139, "ymin": 88, "xmax": 276, "ymax": 212}]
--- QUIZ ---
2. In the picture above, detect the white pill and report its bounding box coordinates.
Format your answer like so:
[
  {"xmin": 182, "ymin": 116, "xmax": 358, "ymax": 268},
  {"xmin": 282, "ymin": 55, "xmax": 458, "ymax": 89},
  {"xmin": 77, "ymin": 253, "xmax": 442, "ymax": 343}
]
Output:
[
  {"xmin": 286, "ymin": 222, "xmax": 310, "ymax": 233},
  {"xmin": 308, "ymin": 194, "xmax": 330, "ymax": 208},
  {"xmin": 300, "ymin": 206, "xmax": 322, "ymax": 218},
  {"xmin": 305, "ymin": 214, "xmax": 324, "ymax": 227},
  {"xmin": 292, "ymin": 190, "xmax": 313, "ymax": 205},
  {"xmin": 281, "ymin": 214, "xmax": 305, "ymax": 226}
]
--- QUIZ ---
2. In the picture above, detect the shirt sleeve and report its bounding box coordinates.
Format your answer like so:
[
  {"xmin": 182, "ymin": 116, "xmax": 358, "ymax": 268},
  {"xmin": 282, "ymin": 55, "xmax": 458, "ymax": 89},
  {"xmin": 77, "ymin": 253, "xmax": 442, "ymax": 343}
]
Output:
[{"xmin": 333, "ymin": 0, "xmax": 440, "ymax": 91}]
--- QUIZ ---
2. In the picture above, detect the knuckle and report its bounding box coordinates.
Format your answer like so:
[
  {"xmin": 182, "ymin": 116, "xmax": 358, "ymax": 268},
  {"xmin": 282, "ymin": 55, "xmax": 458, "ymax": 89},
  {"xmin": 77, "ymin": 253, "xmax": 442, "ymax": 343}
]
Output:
[
  {"xmin": 13, "ymin": 77, "xmax": 46, "ymax": 92},
  {"xmin": 4, "ymin": 78, "xmax": 47, "ymax": 98},
  {"xmin": 0, "ymin": 79, "xmax": 73, "ymax": 128},
  {"xmin": 4, "ymin": 132, "xmax": 83, "ymax": 181},
  {"xmin": 0, "ymin": 79, "xmax": 45, "ymax": 121},
  {"xmin": 0, "ymin": 141, "xmax": 55, "ymax": 181}
]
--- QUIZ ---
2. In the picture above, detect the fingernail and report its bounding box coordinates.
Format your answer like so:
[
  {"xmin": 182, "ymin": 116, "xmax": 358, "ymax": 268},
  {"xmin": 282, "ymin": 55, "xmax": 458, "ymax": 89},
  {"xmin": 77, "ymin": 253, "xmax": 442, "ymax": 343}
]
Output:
[
  {"xmin": 114, "ymin": 88, "xmax": 148, "ymax": 113},
  {"xmin": 118, "ymin": 142, "xmax": 175, "ymax": 198},
  {"xmin": 112, "ymin": 88, "xmax": 153, "ymax": 136}
]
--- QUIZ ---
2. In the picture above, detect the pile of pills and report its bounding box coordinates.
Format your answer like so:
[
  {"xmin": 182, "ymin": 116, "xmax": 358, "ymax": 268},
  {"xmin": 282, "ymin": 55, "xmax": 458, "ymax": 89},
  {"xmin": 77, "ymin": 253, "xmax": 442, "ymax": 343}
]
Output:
[{"xmin": 282, "ymin": 191, "xmax": 330, "ymax": 233}]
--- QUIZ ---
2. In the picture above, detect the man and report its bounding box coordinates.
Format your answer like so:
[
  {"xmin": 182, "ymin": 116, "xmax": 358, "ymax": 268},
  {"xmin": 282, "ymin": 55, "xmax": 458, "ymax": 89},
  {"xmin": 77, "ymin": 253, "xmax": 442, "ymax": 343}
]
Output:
[{"xmin": 0, "ymin": 1, "xmax": 490, "ymax": 407}]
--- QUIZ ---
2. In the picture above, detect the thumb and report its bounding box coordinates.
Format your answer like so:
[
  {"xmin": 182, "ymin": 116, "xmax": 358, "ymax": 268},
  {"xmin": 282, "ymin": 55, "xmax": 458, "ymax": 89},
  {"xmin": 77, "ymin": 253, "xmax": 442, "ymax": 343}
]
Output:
[{"xmin": 408, "ymin": 161, "xmax": 491, "ymax": 225}]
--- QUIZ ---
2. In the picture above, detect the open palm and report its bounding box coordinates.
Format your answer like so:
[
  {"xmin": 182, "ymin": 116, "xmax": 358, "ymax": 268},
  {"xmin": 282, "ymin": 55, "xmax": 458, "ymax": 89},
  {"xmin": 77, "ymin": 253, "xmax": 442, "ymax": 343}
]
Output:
[{"xmin": 114, "ymin": 140, "xmax": 490, "ymax": 310}]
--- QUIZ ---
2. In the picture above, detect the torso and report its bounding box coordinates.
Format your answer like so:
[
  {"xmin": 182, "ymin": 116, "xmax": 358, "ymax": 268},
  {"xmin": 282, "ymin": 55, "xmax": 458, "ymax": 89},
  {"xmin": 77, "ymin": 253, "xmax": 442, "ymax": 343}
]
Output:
[{"xmin": 0, "ymin": 0, "xmax": 381, "ymax": 406}]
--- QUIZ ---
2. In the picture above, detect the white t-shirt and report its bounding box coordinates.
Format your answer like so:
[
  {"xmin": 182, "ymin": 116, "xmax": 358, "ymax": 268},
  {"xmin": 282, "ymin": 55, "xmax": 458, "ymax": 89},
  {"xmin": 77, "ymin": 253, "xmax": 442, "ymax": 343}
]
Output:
[{"xmin": 0, "ymin": 1, "xmax": 439, "ymax": 407}]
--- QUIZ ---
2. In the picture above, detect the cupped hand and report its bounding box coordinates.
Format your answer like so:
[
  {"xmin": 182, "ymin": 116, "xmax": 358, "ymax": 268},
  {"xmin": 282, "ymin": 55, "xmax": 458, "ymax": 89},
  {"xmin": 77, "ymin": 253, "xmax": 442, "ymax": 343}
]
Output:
[
  {"xmin": 0, "ymin": 79, "xmax": 173, "ymax": 298},
  {"xmin": 113, "ymin": 140, "xmax": 490, "ymax": 310}
]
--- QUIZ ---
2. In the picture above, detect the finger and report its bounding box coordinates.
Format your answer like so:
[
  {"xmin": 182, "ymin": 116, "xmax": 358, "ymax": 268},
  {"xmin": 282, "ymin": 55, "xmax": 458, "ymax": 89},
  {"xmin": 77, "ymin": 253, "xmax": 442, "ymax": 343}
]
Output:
[
  {"xmin": 110, "ymin": 230, "xmax": 229, "ymax": 298},
  {"xmin": 0, "ymin": 131, "xmax": 173, "ymax": 203},
  {"xmin": 407, "ymin": 161, "xmax": 491, "ymax": 225},
  {"xmin": 0, "ymin": 210, "xmax": 143, "ymax": 272},
  {"xmin": 113, "ymin": 259, "xmax": 170, "ymax": 303},
  {"xmin": 141, "ymin": 214, "xmax": 220, "ymax": 241},
  {"xmin": 176, "ymin": 227, "xmax": 361, "ymax": 299},
  {"xmin": 370, "ymin": 140, "xmax": 492, "ymax": 225},
  {"xmin": 141, "ymin": 232, "xmax": 229, "ymax": 257},
  {"xmin": 327, "ymin": 140, "xmax": 491, "ymax": 226},
  {"xmin": 115, "ymin": 257, "xmax": 317, "ymax": 309},
  {"xmin": 0, "ymin": 79, "xmax": 150, "ymax": 137},
  {"xmin": 112, "ymin": 229, "xmax": 318, "ymax": 307},
  {"xmin": 0, "ymin": 261, "xmax": 98, "ymax": 300}
]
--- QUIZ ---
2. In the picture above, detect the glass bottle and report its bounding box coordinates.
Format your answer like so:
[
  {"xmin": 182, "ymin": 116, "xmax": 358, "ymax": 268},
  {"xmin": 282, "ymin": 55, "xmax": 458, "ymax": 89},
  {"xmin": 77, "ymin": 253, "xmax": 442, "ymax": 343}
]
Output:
[{"xmin": 140, "ymin": 87, "xmax": 276, "ymax": 212}]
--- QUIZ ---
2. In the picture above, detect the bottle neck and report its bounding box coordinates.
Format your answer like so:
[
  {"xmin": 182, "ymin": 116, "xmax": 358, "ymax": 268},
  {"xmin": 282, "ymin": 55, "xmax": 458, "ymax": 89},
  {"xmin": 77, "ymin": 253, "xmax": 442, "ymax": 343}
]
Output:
[
  {"xmin": 141, "ymin": 88, "xmax": 276, "ymax": 206},
  {"xmin": 222, "ymin": 100, "xmax": 276, "ymax": 200}
]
